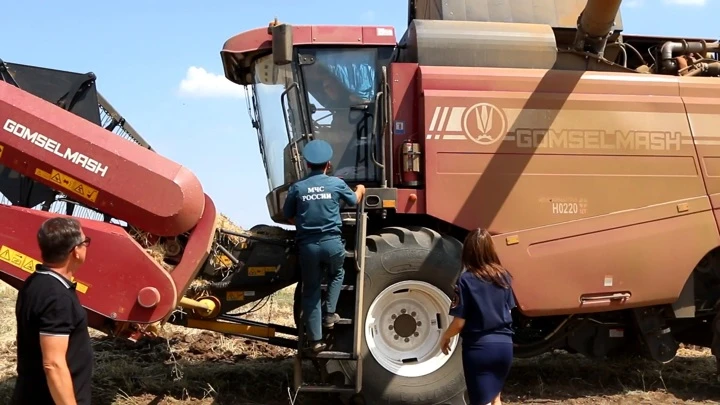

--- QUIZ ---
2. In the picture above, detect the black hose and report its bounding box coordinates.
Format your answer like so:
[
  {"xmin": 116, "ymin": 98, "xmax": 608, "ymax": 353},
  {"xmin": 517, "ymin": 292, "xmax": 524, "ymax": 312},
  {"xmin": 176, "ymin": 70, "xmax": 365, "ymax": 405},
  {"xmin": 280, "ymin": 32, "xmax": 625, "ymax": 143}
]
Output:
[
  {"xmin": 513, "ymin": 317, "xmax": 589, "ymax": 358},
  {"xmin": 623, "ymin": 42, "xmax": 647, "ymax": 65}
]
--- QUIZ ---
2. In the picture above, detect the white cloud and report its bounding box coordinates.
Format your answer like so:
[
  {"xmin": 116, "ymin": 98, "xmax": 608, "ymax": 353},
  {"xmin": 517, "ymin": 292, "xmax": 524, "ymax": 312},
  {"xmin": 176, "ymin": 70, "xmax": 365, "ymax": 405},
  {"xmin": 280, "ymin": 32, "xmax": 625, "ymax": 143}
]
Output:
[
  {"xmin": 178, "ymin": 66, "xmax": 244, "ymax": 98},
  {"xmin": 359, "ymin": 10, "xmax": 376, "ymax": 23},
  {"xmin": 663, "ymin": 0, "xmax": 706, "ymax": 5}
]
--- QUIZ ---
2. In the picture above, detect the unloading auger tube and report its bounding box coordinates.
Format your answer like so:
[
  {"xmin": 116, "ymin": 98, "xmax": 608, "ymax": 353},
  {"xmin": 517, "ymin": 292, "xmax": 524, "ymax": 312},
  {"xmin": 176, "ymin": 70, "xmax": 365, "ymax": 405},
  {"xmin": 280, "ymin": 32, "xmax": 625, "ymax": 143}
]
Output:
[{"xmin": 573, "ymin": 0, "xmax": 623, "ymax": 56}]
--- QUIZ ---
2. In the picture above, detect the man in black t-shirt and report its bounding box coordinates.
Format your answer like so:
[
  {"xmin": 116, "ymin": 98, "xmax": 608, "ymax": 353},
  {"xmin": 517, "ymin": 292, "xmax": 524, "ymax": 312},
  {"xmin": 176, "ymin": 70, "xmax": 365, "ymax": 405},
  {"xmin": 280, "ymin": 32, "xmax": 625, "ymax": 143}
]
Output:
[{"xmin": 11, "ymin": 217, "xmax": 94, "ymax": 405}]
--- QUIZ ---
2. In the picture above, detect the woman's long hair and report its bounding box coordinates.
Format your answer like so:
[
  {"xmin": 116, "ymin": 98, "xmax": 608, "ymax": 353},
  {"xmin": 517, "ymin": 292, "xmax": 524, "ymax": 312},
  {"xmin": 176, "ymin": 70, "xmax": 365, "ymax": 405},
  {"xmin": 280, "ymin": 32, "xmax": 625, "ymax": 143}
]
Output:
[{"xmin": 461, "ymin": 228, "xmax": 512, "ymax": 288}]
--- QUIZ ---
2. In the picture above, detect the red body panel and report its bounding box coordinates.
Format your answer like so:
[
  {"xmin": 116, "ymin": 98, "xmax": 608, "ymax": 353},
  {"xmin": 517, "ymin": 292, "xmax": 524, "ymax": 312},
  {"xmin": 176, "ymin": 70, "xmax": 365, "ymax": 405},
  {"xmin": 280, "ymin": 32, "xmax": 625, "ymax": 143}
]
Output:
[
  {"xmin": 393, "ymin": 189, "xmax": 424, "ymax": 214},
  {"xmin": 389, "ymin": 63, "xmax": 421, "ymax": 189},
  {"xmin": 0, "ymin": 194, "xmax": 216, "ymax": 328},
  {"xmin": 0, "ymin": 81, "xmax": 205, "ymax": 237},
  {"xmin": 411, "ymin": 65, "xmax": 720, "ymax": 316},
  {"xmin": 680, "ymin": 79, "xmax": 720, "ymax": 236},
  {"xmin": 222, "ymin": 25, "xmax": 397, "ymax": 55},
  {"xmin": 169, "ymin": 194, "xmax": 217, "ymax": 299},
  {"xmin": 0, "ymin": 205, "xmax": 177, "ymax": 325}
]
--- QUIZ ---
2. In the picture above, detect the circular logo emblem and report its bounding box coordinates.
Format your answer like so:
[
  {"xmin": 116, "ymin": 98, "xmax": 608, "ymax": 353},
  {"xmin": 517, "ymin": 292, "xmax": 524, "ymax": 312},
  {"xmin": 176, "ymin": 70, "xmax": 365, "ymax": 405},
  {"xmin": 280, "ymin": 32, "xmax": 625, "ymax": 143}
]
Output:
[{"xmin": 462, "ymin": 102, "xmax": 508, "ymax": 145}]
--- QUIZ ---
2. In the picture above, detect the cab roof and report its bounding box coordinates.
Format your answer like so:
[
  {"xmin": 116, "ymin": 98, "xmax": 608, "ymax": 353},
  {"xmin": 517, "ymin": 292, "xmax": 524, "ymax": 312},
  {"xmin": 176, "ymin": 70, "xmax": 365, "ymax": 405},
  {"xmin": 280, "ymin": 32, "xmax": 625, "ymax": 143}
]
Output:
[{"xmin": 220, "ymin": 24, "xmax": 397, "ymax": 86}]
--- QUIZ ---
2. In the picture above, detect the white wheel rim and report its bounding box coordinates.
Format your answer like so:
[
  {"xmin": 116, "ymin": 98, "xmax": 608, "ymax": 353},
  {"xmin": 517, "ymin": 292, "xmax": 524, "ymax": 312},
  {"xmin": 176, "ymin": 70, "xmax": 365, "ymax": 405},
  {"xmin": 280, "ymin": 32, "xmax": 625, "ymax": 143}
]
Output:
[{"xmin": 364, "ymin": 280, "xmax": 459, "ymax": 378}]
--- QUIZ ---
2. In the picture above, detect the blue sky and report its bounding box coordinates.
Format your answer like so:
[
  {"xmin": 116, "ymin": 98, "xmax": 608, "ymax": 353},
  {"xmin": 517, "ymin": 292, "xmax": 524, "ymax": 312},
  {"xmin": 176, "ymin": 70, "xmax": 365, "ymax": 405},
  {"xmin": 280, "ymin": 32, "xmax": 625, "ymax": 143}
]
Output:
[{"xmin": 1, "ymin": 0, "xmax": 717, "ymax": 228}]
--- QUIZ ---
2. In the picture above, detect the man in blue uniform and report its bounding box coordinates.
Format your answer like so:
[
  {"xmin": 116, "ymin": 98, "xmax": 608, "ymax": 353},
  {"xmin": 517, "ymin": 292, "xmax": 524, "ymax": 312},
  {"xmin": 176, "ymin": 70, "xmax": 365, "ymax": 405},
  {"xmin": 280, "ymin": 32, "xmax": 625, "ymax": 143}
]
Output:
[{"xmin": 283, "ymin": 139, "xmax": 365, "ymax": 353}]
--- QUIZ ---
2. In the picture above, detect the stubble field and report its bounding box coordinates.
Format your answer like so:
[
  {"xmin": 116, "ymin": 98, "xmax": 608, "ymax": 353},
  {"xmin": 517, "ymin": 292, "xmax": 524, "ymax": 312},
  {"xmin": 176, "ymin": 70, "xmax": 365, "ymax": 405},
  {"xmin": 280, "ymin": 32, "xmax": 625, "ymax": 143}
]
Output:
[{"xmin": 0, "ymin": 281, "xmax": 716, "ymax": 405}]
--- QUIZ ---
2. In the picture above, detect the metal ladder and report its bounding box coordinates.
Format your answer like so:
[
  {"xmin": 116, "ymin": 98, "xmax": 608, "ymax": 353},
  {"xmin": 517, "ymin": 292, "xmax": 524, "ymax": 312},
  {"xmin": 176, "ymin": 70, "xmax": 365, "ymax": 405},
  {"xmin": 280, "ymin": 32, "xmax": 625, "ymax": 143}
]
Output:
[{"xmin": 292, "ymin": 199, "xmax": 368, "ymax": 395}]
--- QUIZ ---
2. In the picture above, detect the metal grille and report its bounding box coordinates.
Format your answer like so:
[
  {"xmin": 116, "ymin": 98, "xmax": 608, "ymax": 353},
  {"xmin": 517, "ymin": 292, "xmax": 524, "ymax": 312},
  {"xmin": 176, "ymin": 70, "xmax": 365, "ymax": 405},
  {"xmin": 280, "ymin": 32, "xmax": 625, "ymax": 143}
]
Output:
[
  {"xmin": 97, "ymin": 93, "xmax": 152, "ymax": 150},
  {"xmin": 1, "ymin": 190, "xmax": 128, "ymax": 227}
]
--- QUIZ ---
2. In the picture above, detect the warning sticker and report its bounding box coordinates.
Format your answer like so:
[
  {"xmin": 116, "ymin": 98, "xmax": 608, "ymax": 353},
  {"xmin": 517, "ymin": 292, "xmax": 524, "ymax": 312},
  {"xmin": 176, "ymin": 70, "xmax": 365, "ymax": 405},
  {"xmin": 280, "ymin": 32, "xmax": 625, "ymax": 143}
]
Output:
[
  {"xmin": 35, "ymin": 168, "xmax": 99, "ymax": 202},
  {"xmin": 248, "ymin": 266, "xmax": 278, "ymax": 277},
  {"xmin": 0, "ymin": 245, "xmax": 89, "ymax": 293},
  {"xmin": 0, "ymin": 144, "xmax": 4, "ymax": 159},
  {"xmin": 226, "ymin": 291, "xmax": 244, "ymax": 301}
]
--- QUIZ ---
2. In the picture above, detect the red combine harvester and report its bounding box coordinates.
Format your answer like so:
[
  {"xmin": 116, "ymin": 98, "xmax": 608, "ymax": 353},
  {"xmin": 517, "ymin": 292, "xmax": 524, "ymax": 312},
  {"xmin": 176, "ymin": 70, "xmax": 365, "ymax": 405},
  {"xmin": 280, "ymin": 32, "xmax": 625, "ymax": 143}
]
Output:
[{"xmin": 2, "ymin": 0, "xmax": 720, "ymax": 403}]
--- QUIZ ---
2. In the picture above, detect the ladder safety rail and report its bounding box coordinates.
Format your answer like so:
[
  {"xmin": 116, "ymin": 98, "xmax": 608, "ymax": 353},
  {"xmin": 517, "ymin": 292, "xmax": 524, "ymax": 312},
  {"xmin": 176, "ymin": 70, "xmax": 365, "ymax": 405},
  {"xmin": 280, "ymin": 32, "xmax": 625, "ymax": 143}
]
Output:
[
  {"xmin": 352, "ymin": 195, "xmax": 368, "ymax": 393},
  {"xmin": 292, "ymin": 194, "xmax": 368, "ymax": 396}
]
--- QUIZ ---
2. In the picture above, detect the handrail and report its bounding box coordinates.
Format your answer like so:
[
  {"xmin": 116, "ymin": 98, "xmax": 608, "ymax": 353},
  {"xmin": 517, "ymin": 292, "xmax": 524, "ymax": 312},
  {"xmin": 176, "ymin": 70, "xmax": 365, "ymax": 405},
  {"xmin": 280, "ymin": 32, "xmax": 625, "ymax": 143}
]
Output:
[
  {"xmin": 369, "ymin": 66, "xmax": 389, "ymax": 188},
  {"xmin": 370, "ymin": 90, "xmax": 384, "ymax": 169},
  {"xmin": 280, "ymin": 82, "xmax": 302, "ymax": 179},
  {"xmin": 352, "ymin": 196, "xmax": 367, "ymax": 393}
]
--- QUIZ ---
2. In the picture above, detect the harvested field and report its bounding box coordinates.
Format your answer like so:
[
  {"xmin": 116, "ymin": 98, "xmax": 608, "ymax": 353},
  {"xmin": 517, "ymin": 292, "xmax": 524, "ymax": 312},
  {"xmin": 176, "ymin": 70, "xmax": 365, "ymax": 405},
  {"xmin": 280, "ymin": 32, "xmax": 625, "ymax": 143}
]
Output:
[{"xmin": 0, "ymin": 281, "xmax": 717, "ymax": 405}]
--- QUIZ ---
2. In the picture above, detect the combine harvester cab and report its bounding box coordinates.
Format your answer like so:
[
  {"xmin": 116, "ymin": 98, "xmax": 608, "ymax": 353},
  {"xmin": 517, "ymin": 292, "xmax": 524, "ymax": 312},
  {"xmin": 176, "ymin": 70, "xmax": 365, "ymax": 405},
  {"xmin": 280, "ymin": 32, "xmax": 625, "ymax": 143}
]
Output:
[{"xmin": 220, "ymin": 0, "xmax": 720, "ymax": 402}]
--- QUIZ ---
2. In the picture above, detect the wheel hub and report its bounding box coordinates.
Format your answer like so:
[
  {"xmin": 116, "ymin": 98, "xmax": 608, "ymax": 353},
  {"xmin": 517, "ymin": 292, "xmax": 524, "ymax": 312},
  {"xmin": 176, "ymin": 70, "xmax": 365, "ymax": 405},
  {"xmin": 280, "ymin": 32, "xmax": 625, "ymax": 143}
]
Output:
[
  {"xmin": 365, "ymin": 280, "xmax": 458, "ymax": 378},
  {"xmin": 392, "ymin": 312, "xmax": 418, "ymax": 339}
]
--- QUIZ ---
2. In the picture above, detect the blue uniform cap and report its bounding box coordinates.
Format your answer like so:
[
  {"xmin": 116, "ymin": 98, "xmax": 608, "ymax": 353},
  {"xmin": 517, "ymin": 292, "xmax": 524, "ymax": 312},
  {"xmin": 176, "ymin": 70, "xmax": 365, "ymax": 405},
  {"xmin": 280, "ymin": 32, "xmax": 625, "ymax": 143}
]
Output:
[{"xmin": 302, "ymin": 140, "xmax": 333, "ymax": 165}]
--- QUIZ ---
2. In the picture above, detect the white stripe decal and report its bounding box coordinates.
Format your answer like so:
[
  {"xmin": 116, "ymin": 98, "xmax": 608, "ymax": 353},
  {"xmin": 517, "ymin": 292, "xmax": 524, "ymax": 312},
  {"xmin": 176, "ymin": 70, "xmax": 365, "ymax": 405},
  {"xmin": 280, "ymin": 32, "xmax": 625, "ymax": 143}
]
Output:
[
  {"xmin": 428, "ymin": 107, "xmax": 441, "ymax": 131},
  {"xmin": 430, "ymin": 135, "xmax": 717, "ymax": 144},
  {"xmin": 445, "ymin": 107, "xmax": 465, "ymax": 132},
  {"xmin": 422, "ymin": 106, "xmax": 715, "ymax": 148},
  {"xmin": 437, "ymin": 107, "xmax": 449, "ymax": 132}
]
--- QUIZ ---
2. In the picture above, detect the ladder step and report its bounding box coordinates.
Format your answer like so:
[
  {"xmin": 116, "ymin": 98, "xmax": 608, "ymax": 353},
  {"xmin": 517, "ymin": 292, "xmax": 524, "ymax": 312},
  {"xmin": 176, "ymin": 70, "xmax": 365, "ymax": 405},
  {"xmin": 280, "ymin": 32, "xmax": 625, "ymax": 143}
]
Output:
[
  {"xmin": 321, "ymin": 317, "xmax": 352, "ymax": 328},
  {"xmin": 321, "ymin": 284, "xmax": 355, "ymax": 291},
  {"xmin": 298, "ymin": 385, "xmax": 357, "ymax": 394},
  {"xmin": 315, "ymin": 350, "xmax": 354, "ymax": 360},
  {"xmin": 334, "ymin": 318, "xmax": 352, "ymax": 325},
  {"xmin": 345, "ymin": 250, "xmax": 355, "ymax": 258}
]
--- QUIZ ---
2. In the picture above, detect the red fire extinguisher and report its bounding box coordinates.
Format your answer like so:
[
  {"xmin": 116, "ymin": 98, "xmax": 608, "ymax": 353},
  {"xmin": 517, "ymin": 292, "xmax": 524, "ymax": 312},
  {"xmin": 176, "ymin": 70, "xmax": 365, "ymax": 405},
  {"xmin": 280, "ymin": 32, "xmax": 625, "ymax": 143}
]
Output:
[{"xmin": 398, "ymin": 139, "xmax": 421, "ymax": 187}]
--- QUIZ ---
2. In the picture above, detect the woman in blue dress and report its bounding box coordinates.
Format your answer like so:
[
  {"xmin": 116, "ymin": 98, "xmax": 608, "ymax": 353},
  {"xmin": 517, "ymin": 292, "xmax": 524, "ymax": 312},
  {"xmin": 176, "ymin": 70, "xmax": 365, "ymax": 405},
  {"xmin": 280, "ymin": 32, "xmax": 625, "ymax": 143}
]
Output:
[{"xmin": 440, "ymin": 228, "xmax": 516, "ymax": 405}]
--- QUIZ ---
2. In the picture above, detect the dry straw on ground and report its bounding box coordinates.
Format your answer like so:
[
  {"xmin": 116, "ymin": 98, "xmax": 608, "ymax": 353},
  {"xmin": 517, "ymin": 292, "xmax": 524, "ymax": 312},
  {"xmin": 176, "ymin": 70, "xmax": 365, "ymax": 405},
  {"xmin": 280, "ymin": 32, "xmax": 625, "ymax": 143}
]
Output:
[
  {"xmin": 0, "ymin": 214, "xmax": 716, "ymax": 404},
  {"xmin": 0, "ymin": 276, "xmax": 715, "ymax": 404}
]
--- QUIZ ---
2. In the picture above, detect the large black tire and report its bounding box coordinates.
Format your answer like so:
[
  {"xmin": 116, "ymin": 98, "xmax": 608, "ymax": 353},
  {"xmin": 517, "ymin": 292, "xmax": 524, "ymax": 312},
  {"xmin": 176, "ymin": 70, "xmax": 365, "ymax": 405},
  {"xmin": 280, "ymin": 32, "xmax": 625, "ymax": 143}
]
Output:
[{"xmin": 333, "ymin": 226, "xmax": 467, "ymax": 405}]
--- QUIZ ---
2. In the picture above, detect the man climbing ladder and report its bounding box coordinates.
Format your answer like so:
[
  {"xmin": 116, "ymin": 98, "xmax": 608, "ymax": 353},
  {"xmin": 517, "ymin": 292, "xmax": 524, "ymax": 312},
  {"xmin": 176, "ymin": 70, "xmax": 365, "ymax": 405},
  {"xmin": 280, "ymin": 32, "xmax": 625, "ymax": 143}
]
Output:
[{"xmin": 282, "ymin": 139, "xmax": 366, "ymax": 353}]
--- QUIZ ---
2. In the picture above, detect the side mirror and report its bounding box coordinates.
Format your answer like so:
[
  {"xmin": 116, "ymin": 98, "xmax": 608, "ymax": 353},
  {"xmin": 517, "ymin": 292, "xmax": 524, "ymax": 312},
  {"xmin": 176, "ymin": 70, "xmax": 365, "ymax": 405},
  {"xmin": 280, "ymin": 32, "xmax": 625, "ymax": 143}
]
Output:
[{"xmin": 271, "ymin": 23, "xmax": 293, "ymax": 65}]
